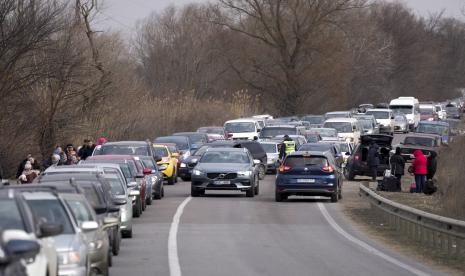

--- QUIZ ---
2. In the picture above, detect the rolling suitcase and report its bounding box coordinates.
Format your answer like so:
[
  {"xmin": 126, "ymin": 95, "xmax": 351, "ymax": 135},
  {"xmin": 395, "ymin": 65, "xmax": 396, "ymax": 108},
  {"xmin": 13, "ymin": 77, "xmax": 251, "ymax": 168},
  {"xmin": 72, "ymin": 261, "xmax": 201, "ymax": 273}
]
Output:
[{"xmin": 382, "ymin": 176, "xmax": 400, "ymax": 192}]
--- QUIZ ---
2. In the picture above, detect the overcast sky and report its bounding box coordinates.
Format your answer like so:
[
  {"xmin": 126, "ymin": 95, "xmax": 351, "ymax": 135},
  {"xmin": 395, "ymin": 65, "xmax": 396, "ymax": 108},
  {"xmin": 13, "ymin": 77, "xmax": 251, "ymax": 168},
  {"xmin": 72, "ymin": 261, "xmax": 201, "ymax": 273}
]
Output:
[{"xmin": 95, "ymin": 0, "xmax": 464, "ymax": 34}]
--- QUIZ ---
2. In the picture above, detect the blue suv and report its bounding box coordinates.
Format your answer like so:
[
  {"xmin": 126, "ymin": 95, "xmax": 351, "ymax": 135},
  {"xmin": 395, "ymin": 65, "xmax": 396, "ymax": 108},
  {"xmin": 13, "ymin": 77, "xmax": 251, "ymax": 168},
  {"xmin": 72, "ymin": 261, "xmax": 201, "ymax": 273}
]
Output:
[{"xmin": 275, "ymin": 151, "xmax": 343, "ymax": 202}]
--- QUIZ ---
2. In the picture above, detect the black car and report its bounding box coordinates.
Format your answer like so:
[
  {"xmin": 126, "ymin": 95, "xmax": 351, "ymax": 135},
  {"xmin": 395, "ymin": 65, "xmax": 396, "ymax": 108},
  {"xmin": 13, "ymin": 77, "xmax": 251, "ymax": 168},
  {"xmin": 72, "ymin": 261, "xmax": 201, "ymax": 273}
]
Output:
[
  {"xmin": 345, "ymin": 134, "xmax": 393, "ymax": 180},
  {"xmin": 178, "ymin": 145, "xmax": 212, "ymax": 181},
  {"xmin": 191, "ymin": 148, "xmax": 260, "ymax": 197},
  {"xmin": 173, "ymin": 132, "xmax": 209, "ymax": 149}
]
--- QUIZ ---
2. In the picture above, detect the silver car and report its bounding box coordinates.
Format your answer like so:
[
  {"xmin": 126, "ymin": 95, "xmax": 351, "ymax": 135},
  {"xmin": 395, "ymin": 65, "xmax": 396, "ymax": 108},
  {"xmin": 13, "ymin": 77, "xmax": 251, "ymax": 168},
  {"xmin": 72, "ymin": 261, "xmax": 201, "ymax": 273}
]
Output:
[
  {"xmin": 259, "ymin": 141, "xmax": 280, "ymax": 172},
  {"xmin": 394, "ymin": 114, "xmax": 409, "ymax": 133},
  {"xmin": 22, "ymin": 191, "xmax": 90, "ymax": 276}
]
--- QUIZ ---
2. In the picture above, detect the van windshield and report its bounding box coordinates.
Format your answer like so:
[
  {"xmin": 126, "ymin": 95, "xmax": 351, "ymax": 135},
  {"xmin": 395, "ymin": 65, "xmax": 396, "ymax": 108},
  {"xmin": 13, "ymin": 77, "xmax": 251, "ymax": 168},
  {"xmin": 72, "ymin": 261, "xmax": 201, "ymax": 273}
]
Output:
[
  {"xmin": 323, "ymin": 122, "xmax": 352, "ymax": 133},
  {"xmin": 224, "ymin": 122, "xmax": 255, "ymax": 133},
  {"xmin": 389, "ymin": 105, "xmax": 412, "ymax": 115}
]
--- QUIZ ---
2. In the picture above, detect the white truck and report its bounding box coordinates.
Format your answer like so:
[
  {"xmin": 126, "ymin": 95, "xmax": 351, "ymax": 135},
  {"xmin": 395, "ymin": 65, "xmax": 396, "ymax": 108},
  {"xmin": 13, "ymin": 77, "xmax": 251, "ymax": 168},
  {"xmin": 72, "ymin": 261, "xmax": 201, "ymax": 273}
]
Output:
[{"xmin": 389, "ymin": 97, "xmax": 420, "ymax": 130}]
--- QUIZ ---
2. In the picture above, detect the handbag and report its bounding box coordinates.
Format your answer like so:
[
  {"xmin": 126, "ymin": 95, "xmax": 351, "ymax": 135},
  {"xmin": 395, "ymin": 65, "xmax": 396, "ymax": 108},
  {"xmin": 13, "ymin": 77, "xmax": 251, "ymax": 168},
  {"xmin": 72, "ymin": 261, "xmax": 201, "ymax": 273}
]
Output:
[{"xmin": 409, "ymin": 181, "xmax": 416, "ymax": 193}]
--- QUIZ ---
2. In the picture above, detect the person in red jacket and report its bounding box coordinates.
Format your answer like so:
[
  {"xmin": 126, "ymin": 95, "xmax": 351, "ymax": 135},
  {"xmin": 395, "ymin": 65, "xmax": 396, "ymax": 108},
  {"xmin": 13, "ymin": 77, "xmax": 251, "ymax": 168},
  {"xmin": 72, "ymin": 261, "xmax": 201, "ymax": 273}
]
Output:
[{"xmin": 412, "ymin": 150, "xmax": 427, "ymax": 193}]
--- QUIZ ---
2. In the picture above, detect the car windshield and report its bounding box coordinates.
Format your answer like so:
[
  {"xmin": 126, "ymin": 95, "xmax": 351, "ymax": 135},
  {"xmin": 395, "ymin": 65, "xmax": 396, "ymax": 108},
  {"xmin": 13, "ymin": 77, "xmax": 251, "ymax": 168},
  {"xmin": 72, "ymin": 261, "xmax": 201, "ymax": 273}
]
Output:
[
  {"xmin": 260, "ymin": 127, "xmax": 295, "ymax": 138},
  {"xmin": 326, "ymin": 113, "xmax": 349, "ymax": 119},
  {"xmin": 284, "ymin": 156, "xmax": 328, "ymax": 167},
  {"xmin": 153, "ymin": 147, "xmax": 169, "ymax": 157},
  {"xmin": 0, "ymin": 200, "xmax": 25, "ymax": 230},
  {"xmin": 103, "ymin": 172, "xmax": 126, "ymax": 196},
  {"xmin": 394, "ymin": 116, "xmax": 406, "ymax": 123},
  {"xmin": 197, "ymin": 128, "xmax": 224, "ymax": 135},
  {"xmin": 302, "ymin": 116, "xmax": 324, "ymax": 124},
  {"xmin": 311, "ymin": 129, "xmax": 337, "ymax": 137},
  {"xmin": 65, "ymin": 199, "xmax": 94, "ymax": 224},
  {"xmin": 260, "ymin": 143, "xmax": 277, "ymax": 153},
  {"xmin": 27, "ymin": 199, "xmax": 74, "ymax": 234},
  {"xmin": 420, "ymin": 107, "xmax": 434, "ymax": 115},
  {"xmin": 417, "ymin": 124, "xmax": 448, "ymax": 136},
  {"xmin": 79, "ymin": 185, "xmax": 103, "ymax": 208},
  {"xmin": 94, "ymin": 145, "xmax": 148, "ymax": 156},
  {"xmin": 200, "ymin": 151, "xmax": 250, "ymax": 164},
  {"xmin": 193, "ymin": 146, "xmax": 210, "ymax": 156},
  {"xmin": 359, "ymin": 119, "xmax": 373, "ymax": 129},
  {"xmin": 224, "ymin": 122, "xmax": 255, "ymax": 133},
  {"xmin": 154, "ymin": 137, "xmax": 189, "ymax": 150},
  {"xmin": 323, "ymin": 122, "xmax": 352, "ymax": 133},
  {"xmin": 366, "ymin": 111, "xmax": 390, "ymax": 119},
  {"xmin": 404, "ymin": 137, "xmax": 435, "ymax": 147},
  {"xmin": 389, "ymin": 106, "xmax": 412, "ymax": 114},
  {"xmin": 299, "ymin": 144, "xmax": 332, "ymax": 152}
]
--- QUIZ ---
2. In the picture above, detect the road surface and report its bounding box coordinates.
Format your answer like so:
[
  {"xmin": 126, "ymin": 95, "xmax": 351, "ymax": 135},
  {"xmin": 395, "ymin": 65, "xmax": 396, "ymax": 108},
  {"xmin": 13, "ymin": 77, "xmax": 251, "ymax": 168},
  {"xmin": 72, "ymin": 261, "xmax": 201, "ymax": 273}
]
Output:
[{"xmin": 110, "ymin": 176, "xmax": 442, "ymax": 276}]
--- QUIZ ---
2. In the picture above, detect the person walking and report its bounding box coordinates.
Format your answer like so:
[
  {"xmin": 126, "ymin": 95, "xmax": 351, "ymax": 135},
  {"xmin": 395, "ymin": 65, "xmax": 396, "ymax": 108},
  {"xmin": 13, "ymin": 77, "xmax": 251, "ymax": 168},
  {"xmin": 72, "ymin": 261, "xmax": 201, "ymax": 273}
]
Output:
[
  {"xmin": 390, "ymin": 147, "xmax": 405, "ymax": 191},
  {"xmin": 78, "ymin": 139, "xmax": 95, "ymax": 160},
  {"xmin": 279, "ymin": 135, "xmax": 296, "ymax": 161},
  {"xmin": 412, "ymin": 150, "xmax": 427, "ymax": 193},
  {"xmin": 367, "ymin": 141, "xmax": 380, "ymax": 181},
  {"xmin": 427, "ymin": 151, "xmax": 437, "ymax": 180}
]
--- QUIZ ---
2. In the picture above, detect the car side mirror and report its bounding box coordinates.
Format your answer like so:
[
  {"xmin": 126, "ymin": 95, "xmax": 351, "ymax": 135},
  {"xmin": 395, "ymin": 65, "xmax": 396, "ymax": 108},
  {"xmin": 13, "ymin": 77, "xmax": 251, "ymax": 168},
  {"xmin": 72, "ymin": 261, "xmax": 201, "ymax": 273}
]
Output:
[
  {"xmin": 4, "ymin": 237, "xmax": 40, "ymax": 261},
  {"xmin": 143, "ymin": 168, "xmax": 152, "ymax": 175},
  {"xmin": 38, "ymin": 223, "xmax": 63, "ymax": 238},
  {"xmin": 113, "ymin": 198, "xmax": 127, "ymax": 206},
  {"xmin": 94, "ymin": 205, "xmax": 108, "ymax": 215},
  {"xmin": 80, "ymin": 221, "xmax": 99, "ymax": 232},
  {"xmin": 391, "ymin": 116, "xmax": 395, "ymax": 119}
]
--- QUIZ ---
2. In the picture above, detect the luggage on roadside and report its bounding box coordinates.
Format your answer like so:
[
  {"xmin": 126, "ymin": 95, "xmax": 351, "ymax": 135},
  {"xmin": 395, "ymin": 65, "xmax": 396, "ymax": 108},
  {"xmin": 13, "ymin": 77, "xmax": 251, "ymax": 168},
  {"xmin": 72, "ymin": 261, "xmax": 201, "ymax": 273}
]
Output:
[
  {"xmin": 423, "ymin": 179, "xmax": 437, "ymax": 195},
  {"xmin": 377, "ymin": 176, "xmax": 399, "ymax": 192}
]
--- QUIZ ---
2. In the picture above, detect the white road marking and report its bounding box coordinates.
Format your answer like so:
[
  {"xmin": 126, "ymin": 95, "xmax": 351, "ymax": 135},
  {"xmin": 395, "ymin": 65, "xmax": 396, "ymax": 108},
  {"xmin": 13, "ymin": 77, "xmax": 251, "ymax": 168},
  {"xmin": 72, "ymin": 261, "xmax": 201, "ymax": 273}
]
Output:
[
  {"xmin": 168, "ymin": 196, "xmax": 192, "ymax": 276},
  {"xmin": 317, "ymin": 203, "xmax": 430, "ymax": 276}
]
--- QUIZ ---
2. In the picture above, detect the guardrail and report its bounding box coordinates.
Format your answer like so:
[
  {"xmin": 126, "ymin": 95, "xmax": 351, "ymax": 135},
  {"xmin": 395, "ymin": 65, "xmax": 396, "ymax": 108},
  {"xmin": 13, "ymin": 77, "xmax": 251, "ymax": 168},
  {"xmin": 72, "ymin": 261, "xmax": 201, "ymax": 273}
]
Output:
[{"xmin": 359, "ymin": 183, "xmax": 465, "ymax": 258}]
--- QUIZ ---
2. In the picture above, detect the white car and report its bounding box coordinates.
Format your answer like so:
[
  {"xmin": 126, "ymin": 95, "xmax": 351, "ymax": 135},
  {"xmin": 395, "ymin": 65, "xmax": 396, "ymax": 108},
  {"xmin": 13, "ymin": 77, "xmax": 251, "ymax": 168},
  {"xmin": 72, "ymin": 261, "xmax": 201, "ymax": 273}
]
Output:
[
  {"xmin": 434, "ymin": 104, "xmax": 447, "ymax": 120},
  {"xmin": 365, "ymin": 109, "xmax": 395, "ymax": 135},
  {"xmin": 389, "ymin": 97, "xmax": 420, "ymax": 130},
  {"xmin": 323, "ymin": 118, "xmax": 363, "ymax": 145},
  {"xmin": 224, "ymin": 118, "xmax": 262, "ymax": 140}
]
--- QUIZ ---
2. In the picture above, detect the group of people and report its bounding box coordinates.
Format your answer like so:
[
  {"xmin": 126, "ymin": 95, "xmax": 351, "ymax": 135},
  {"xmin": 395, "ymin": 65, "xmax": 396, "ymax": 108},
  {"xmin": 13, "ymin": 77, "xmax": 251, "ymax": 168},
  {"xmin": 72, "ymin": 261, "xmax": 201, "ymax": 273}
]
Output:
[
  {"xmin": 368, "ymin": 141, "xmax": 438, "ymax": 194},
  {"xmin": 15, "ymin": 138, "xmax": 107, "ymax": 184}
]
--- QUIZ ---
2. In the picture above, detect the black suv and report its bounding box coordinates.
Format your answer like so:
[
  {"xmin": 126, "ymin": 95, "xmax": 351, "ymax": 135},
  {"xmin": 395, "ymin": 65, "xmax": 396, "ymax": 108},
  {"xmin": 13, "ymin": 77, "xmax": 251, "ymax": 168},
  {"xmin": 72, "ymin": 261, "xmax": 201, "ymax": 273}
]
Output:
[{"xmin": 345, "ymin": 135, "xmax": 393, "ymax": 180}]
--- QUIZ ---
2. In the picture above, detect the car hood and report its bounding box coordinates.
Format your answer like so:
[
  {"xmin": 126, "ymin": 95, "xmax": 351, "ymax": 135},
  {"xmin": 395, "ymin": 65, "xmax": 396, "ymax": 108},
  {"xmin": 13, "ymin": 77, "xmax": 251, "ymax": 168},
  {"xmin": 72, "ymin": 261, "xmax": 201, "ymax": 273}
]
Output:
[
  {"xmin": 361, "ymin": 135, "xmax": 393, "ymax": 146},
  {"xmin": 196, "ymin": 163, "xmax": 251, "ymax": 172}
]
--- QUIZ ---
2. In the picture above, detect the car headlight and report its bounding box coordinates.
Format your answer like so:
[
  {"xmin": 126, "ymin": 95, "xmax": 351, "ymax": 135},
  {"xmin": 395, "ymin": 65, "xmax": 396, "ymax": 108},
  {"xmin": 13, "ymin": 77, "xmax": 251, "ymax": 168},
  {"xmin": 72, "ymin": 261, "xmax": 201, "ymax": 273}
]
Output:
[
  {"xmin": 192, "ymin": 169, "xmax": 203, "ymax": 176},
  {"xmin": 237, "ymin": 171, "xmax": 252, "ymax": 177},
  {"xmin": 89, "ymin": 240, "xmax": 104, "ymax": 250},
  {"xmin": 58, "ymin": 251, "xmax": 81, "ymax": 265},
  {"xmin": 180, "ymin": 163, "xmax": 187, "ymax": 168}
]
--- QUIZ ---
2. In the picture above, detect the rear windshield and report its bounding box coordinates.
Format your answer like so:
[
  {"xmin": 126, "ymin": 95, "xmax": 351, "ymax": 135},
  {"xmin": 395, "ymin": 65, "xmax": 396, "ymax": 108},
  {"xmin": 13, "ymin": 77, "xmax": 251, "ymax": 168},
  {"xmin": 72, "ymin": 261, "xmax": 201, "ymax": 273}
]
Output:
[
  {"xmin": 260, "ymin": 143, "xmax": 278, "ymax": 153},
  {"xmin": 80, "ymin": 185, "xmax": 103, "ymax": 208},
  {"xmin": 197, "ymin": 128, "xmax": 224, "ymax": 135},
  {"xmin": 94, "ymin": 145, "xmax": 148, "ymax": 156},
  {"xmin": 260, "ymin": 127, "xmax": 296, "ymax": 138},
  {"xmin": 323, "ymin": 122, "xmax": 352, "ymax": 133},
  {"xmin": 366, "ymin": 111, "xmax": 390, "ymax": 119},
  {"xmin": 27, "ymin": 199, "xmax": 74, "ymax": 234},
  {"xmin": 404, "ymin": 137, "xmax": 435, "ymax": 147},
  {"xmin": 311, "ymin": 129, "xmax": 337, "ymax": 137},
  {"xmin": 326, "ymin": 113, "xmax": 350, "ymax": 119},
  {"xmin": 153, "ymin": 147, "xmax": 169, "ymax": 157},
  {"xmin": 84, "ymin": 160, "xmax": 137, "ymax": 178},
  {"xmin": 224, "ymin": 122, "xmax": 256, "ymax": 133},
  {"xmin": 103, "ymin": 172, "xmax": 126, "ymax": 196},
  {"xmin": 154, "ymin": 137, "xmax": 189, "ymax": 150},
  {"xmin": 0, "ymin": 200, "xmax": 25, "ymax": 230},
  {"xmin": 284, "ymin": 156, "xmax": 328, "ymax": 167}
]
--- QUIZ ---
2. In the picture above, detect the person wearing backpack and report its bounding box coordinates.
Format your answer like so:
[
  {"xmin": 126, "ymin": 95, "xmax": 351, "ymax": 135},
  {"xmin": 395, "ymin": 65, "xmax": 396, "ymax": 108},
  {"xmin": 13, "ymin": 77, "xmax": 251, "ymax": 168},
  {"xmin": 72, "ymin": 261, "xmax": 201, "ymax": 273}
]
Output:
[{"xmin": 390, "ymin": 147, "xmax": 405, "ymax": 191}]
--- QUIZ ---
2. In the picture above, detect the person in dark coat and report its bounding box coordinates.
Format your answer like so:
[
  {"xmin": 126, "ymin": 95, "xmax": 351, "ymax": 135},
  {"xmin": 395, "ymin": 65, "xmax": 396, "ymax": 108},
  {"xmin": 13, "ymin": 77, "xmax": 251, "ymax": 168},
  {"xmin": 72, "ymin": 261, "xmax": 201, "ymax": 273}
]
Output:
[
  {"xmin": 78, "ymin": 139, "xmax": 95, "ymax": 161},
  {"xmin": 390, "ymin": 147, "xmax": 406, "ymax": 190},
  {"xmin": 15, "ymin": 154, "xmax": 40, "ymax": 178},
  {"xmin": 427, "ymin": 151, "xmax": 437, "ymax": 180},
  {"xmin": 367, "ymin": 142, "xmax": 380, "ymax": 181}
]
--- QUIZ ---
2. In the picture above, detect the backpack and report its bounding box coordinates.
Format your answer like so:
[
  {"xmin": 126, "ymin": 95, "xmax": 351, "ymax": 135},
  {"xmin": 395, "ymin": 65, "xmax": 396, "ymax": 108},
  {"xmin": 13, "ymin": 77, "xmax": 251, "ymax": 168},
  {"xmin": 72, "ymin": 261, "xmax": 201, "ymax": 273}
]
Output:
[{"xmin": 423, "ymin": 180, "xmax": 437, "ymax": 195}]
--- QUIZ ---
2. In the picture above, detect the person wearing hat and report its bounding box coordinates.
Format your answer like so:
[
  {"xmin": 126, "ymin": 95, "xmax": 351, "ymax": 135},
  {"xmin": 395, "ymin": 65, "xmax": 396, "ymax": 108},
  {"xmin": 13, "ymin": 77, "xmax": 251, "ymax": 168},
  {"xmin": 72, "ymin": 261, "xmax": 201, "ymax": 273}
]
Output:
[{"xmin": 279, "ymin": 135, "xmax": 296, "ymax": 161}]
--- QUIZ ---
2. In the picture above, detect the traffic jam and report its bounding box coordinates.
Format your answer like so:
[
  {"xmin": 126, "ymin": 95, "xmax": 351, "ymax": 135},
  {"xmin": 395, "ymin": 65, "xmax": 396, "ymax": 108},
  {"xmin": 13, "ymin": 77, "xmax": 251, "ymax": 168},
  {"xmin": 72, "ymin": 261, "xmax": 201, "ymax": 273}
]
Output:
[{"xmin": 1, "ymin": 96, "xmax": 463, "ymax": 276}]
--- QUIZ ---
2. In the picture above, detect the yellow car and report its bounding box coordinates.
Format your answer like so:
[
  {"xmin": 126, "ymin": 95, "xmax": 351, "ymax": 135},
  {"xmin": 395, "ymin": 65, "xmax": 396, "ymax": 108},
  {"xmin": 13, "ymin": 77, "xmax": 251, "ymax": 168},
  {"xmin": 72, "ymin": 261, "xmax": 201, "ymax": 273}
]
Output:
[{"xmin": 153, "ymin": 144, "xmax": 178, "ymax": 184}]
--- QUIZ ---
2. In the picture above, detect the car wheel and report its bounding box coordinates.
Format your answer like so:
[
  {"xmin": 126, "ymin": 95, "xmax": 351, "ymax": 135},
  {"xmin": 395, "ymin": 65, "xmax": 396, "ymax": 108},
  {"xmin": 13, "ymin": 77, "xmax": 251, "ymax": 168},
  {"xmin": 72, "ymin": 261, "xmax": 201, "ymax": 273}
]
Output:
[
  {"xmin": 254, "ymin": 178, "xmax": 259, "ymax": 195},
  {"xmin": 258, "ymin": 165, "xmax": 266, "ymax": 180},
  {"xmin": 191, "ymin": 186, "xmax": 200, "ymax": 197},
  {"xmin": 161, "ymin": 186, "xmax": 165, "ymax": 197},
  {"xmin": 331, "ymin": 191, "xmax": 339, "ymax": 203},
  {"xmin": 112, "ymin": 234, "xmax": 120, "ymax": 256},
  {"xmin": 107, "ymin": 250, "xmax": 112, "ymax": 267},
  {"xmin": 338, "ymin": 185, "xmax": 343, "ymax": 200},
  {"xmin": 154, "ymin": 189, "xmax": 162, "ymax": 200},
  {"xmin": 275, "ymin": 190, "xmax": 287, "ymax": 202},
  {"xmin": 146, "ymin": 193, "xmax": 153, "ymax": 205},
  {"xmin": 246, "ymin": 187, "xmax": 255, "ymax": 197},
  {"xmin": 122, "ymin": 229, "xmax": 133, "ymax": 239},
  {"xmin": 133, "ymin": 199, "xmax": 141, "ymax": 217}
]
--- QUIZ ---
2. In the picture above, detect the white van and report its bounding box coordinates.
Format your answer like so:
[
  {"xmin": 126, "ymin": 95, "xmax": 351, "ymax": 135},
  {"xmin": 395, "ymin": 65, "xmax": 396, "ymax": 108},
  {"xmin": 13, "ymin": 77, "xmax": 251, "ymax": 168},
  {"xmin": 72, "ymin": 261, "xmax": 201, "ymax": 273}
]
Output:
[
  {"xmin": 224, "ymin": 118, "xmax": 261, "ymax": 140},
  {"xmin": 389, "ymin": 97, "xmax": 420, "ymax": 130},
  {"xmin": 323, "ymin": 118, "xmax": 363, "ymax": 145}
]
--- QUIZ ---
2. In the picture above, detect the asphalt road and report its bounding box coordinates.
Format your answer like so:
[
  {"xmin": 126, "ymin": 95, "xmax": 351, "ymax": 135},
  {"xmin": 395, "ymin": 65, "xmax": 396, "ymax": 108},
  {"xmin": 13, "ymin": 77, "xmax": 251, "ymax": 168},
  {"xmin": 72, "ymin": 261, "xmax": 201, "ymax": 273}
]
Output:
[{"xmin": 110, "ymin": 175, "xmax": 442, "ymax": 276}]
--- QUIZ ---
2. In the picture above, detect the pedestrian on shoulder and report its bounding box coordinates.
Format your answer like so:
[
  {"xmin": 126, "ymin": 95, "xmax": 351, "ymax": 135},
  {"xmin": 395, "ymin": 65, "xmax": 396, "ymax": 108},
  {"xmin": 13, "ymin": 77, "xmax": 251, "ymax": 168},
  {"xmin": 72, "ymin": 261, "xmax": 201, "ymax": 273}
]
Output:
[
  {"xmin": 367, "ymin": 141, "xmax": 380, "ymax": 181},
  {"xmin": 427, "ymin": 151, "xmax": 437, "ymax": 180},
  {"xmin": 412, "ymin": 150, "xmax": 427, "ymax": 193},
  {"xmin": 17, "ymin": 161, "xmax": 39, "ymax": 184},
  {"xmin": 390, "ymin": 147, "xmax": 405, "ymax": 190},
  {"xmin": 15, "ymin": 154, "xmax": 40, "ymax": 178}
]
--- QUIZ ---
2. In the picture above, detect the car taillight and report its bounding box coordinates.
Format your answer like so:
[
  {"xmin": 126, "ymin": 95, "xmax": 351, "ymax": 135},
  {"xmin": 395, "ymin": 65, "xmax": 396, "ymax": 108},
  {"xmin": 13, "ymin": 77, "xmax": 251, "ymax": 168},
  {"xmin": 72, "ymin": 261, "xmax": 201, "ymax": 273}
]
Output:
[
  {"xmin": 322, "ymin": 165, "xmax": 334, "ymax": 173},
  {"xmin": 279, "ymin": 166, "xmax": 291, "ymax": 172}
]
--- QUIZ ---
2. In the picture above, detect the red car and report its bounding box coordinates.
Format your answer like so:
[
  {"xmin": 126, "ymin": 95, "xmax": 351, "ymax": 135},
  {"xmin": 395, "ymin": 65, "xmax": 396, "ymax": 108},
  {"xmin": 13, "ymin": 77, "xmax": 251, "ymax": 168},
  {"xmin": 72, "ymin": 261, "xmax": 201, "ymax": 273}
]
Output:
[{"xmin": 86, "ymin": 155, "xmax": 147, "ymax": 217}]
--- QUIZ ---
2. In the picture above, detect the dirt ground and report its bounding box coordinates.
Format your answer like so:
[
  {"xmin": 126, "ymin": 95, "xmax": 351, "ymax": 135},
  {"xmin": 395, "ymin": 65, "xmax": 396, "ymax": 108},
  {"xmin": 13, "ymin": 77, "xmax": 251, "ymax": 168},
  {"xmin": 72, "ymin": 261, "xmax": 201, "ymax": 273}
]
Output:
[{"xmin": 341, "ymin": 179, "xmax": 465, "ymax": 275}]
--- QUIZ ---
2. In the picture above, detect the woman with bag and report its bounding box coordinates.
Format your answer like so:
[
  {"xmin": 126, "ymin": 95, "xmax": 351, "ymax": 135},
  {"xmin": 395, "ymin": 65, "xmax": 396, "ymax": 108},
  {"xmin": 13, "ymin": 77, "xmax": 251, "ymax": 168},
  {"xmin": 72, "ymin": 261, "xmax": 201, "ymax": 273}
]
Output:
[
  {"xmin": 390, "ymin": 147, "xmax": 405, "ymax": 191},
  {"xmin": 411, "ymin": 150, "xmax": 427, "ymax": 193}
]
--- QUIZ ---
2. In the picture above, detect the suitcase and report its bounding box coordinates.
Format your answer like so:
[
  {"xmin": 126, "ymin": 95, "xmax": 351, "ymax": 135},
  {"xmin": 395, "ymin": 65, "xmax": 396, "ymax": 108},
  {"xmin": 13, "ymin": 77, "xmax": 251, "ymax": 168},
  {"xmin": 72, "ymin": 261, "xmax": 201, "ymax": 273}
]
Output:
[{"xmin": 381, "ymin": 176, "xmax": 400, "ymax": 192}]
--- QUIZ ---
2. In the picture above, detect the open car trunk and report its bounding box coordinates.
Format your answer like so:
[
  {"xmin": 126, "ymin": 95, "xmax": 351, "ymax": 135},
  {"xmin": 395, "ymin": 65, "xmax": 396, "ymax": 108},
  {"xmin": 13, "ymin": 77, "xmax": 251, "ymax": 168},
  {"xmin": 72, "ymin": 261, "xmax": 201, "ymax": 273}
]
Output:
[{"xmin": 360, "ymin": 135, "xmax": 393, "ymax": 169}]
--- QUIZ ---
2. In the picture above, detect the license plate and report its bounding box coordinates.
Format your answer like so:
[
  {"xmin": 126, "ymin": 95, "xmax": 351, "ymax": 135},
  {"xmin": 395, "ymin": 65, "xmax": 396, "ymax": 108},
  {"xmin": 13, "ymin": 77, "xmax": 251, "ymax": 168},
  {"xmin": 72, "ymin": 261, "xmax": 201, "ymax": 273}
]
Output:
[
  {"xmin": 213, "ymin": 180, "xmax": 231, "ymax": 185},
  {"xmin": 297, "ymin": 179, "xmax": 315, "ymax": 183}
]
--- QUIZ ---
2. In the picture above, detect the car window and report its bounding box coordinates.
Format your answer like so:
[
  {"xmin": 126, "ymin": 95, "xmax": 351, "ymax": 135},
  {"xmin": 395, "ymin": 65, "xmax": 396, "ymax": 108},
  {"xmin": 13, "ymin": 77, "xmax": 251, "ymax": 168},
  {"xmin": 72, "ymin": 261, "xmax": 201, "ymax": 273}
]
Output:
[
  {"xmin": 260, "ymin": 143, "xmax": 278, "ymax": 153},
  {"xmin": 94, "ymin": 145, "xmax": 148, "ymax": 156},
  {"xmin": 65, "ymin": 199, "xmax": 95, "ymax": 224},
  {"xmin": 153, "ymin": 147, "xmax": 169, "ymax": 157},
  {"xmin": 142, "ymin": 159, "xmax": 157, "ymax": 170},
  {"xmin": 80, "ymin": 185, "xmax": 103, "ymax": 208},
  {"xmin": 0, "ymin": 200, "xmax": 25, "ymax": 230},
  {"xmin": 404, "ymin": 137, "xmax": 434, "ymax": 147},
  {"xmin": 27, "ymin": 199, "xmax": 74, "ymax": 234},
  {"xmin": 299, "ymin": 144, "xmax": 332, "ymax": 152},
  {"xmin": 224, "ymin": 122, "xmax": 255, "ymax": 133},
  {"xmin": 103, "ymin": 173, "xmax": 126, "ymax": 196},
  {"xmin": 200, "ymin": 151, "xmax": 250, "ymax": 164},
  {"xmin": 284, "ymin": 156, "xmax": 328, "ymax": 167},
  {"xmin": 193, "ymin": 146, "xmax": 210, "ymax": 156},
  {"xmin": 241, "ymin": 143, "xmax": 264, "ymax": 155}
]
